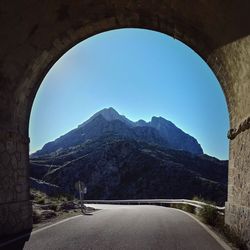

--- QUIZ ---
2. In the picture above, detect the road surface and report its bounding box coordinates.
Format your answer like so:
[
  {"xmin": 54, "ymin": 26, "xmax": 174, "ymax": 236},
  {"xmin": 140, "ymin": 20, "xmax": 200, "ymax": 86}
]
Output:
[{"xmin": 2, "ymin": 205, "xmax": 229, "ymax": 250}]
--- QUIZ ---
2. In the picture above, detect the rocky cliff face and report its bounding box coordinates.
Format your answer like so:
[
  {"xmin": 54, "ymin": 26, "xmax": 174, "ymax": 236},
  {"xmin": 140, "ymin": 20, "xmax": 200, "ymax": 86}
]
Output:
[
  {"xmin": 32, "ymin": 108, "xmax": 203, "ymax": 157},
  {"xmin": 149, "ymin": 116, "xmax": 203, "ymax": 155}
]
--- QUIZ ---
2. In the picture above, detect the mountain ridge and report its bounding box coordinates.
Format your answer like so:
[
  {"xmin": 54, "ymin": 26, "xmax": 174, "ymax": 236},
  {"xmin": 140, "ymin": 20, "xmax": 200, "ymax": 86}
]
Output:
[{"xmin": 32, "ymin": 107, "xmax": 203, "ymax": 157}]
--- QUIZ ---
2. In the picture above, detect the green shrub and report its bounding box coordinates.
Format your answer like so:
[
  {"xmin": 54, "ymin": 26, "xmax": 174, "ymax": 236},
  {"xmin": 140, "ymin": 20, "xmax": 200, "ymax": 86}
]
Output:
[
  {"xmin": 190, "ymin": 199, "xmax": 248, "ymax": 249},
  {"xmin": 193, "ymin": 196, "xmax": 215, "ymax": 205},
  {"xmin": 170, "ymin": 203, "xmax": 195, "ymax": 214},
  {"xmin": 36, "ymin": 197, "xmax": 46, "ymax": 205},
  {"xmin": 170, "ymin": 203, "xmax": 183, "ymax": 209},
  {"xmin": 198, "ymin": 204, "xmax": 218, "ymax": 226},
  {"xmin": 192, "ymin": 196, "xmax": 205, "ymax": 202},
  {"xmin": 182, "ymin": 204, "xmax": 195, "ymax": 214}
]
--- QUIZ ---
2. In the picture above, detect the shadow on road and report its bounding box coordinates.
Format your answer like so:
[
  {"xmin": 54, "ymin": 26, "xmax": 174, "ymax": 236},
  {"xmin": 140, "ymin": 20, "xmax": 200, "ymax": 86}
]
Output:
[{"xmin": 0, "ymin": 230, "xmax": 31, "ymax": 250}]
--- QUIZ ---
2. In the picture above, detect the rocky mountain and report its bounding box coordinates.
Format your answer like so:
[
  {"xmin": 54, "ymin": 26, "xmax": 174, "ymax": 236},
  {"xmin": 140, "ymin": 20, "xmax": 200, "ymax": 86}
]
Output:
[
  {"xmin": 78, "ymin": 107, "xmax": 134, "ymax": 128},
  {"xmin": 30, "ymin": 108, "xmax": 226, "ymax": 204},
  {"xmin": 32, "ymin": 108, "xmax": 203, "ymax": 157},
  {"xmin": 31, "ymin": 135, "xmax": 227, "ymax": 205}
]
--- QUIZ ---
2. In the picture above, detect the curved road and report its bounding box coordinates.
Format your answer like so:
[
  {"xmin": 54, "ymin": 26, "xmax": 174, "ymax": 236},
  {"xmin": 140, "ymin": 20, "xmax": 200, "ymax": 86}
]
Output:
[{"xmin": 3, "ymin": 205, "xmax": 229, "ymax": 250}]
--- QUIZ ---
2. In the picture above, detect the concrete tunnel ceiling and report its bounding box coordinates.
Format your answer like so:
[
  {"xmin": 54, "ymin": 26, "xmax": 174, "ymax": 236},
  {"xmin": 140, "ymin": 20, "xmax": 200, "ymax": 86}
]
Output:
[{"xmin": 0, "ymin": 0, "xmax": 249, "ymax": 246}]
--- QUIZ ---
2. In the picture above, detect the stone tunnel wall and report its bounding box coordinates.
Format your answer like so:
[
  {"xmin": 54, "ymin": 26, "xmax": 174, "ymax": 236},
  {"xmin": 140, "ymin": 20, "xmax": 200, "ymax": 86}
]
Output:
[
  {"xmin": 0, "ymin": 0, "xmax": 249, "ymax": 245},
  {"xmin": 214, "ymin": 36, "xmax": 250, "ymax": 248},
  {"xmin": 0, "ymin": 130, "xmax": 32, "ymax": 236},
  {"xmin": 226, "ymin": 129, "xmax": 250, "ymax": 248}
]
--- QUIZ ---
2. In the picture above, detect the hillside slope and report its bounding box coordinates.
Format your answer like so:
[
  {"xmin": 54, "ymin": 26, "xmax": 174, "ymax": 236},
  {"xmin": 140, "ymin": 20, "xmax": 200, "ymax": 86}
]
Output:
[{"xmin": 31, "ymin": 136, "xmax": 227, "ymax": 205}]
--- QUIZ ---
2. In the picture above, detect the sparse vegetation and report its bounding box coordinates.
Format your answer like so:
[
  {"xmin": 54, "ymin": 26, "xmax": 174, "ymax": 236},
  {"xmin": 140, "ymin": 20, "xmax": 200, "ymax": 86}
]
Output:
[
  {"xmin": 170, "ymin": 198, "xmax": 248, "ymax": 249},
  {"xmin": 198, "ymin": 204, "xmax": 219, "ymax": 226},
  {"xmin": 182, "ymin": 204, "xmax": 195, "ymax": 213},
  {"xmin": 197, "ymin": 203, "xmax": 248, "ymax": 249},
  {"xmin": 221, "ymin": 225, "xmax": 248, "ymax": 250},
  {"xmin": 170, "ymin": 203, "xmax": 195, "ymax": 214},
  {"xmin": 31, "ymin": 189, "xmax": 82, "ymax": 226},
  {"xmin": 192, "ymin": 196, "xmax": 205, "ymax": 203},
  {"xmin": 50, "ymin": 204, "xmax": 58, "ymax": 211},
  {"xmin": 36, "ymin": 197, "xmax": 46, "ymax": 205}
]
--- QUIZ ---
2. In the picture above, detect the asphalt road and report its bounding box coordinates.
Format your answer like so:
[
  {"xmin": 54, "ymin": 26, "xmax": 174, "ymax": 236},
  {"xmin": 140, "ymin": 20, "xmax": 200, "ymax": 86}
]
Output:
[{"xmin": 2, "ymin": 205, "xmax": 228, "ymax": 250}]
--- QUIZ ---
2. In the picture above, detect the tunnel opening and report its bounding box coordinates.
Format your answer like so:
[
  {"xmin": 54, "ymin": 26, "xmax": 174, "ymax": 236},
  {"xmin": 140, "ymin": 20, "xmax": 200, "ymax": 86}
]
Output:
[{"xmin": 28, "ymin": 29, "xmax": 229, "ymax": 217}]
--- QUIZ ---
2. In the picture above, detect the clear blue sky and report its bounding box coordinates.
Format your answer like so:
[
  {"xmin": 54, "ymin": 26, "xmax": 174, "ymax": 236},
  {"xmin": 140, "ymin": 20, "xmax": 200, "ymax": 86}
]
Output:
[{"xmin": 29, "ymin": 28, "xmax": 229, "ymax": 159}]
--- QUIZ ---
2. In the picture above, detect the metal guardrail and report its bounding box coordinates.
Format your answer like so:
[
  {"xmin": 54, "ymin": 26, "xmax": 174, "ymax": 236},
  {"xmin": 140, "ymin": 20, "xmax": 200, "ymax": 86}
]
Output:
[{"xmin": 84, "ymin": 199, "xmax": 225, "ymax": 214}]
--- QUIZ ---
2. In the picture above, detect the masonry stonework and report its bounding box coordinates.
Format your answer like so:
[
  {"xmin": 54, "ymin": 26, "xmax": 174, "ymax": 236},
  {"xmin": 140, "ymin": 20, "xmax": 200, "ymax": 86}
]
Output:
[
  {"xmin": 226, "ymin": 128, "xmax": 250, "ymax": 248},
  {"xmin": 0, "ymin": 130, "xmax": 32, "ymax": 236},
  {"xmin": 0, "ymin": 0, "xmax": 249, "ymax": 245}
]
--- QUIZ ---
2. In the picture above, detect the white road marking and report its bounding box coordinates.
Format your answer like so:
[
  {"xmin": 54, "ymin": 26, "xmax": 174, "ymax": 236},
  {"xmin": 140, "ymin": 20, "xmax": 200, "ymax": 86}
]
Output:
[
  {"xmin": 0, "ymin": 215, "xmax": 83, "ymax": 248},
  {"xmin": 177, "ymin": 209, "xmax": 232, "ymax": 250},
  {"xmin": 0, "ymin": 205, "xmax": 232, "ymax": 250}
]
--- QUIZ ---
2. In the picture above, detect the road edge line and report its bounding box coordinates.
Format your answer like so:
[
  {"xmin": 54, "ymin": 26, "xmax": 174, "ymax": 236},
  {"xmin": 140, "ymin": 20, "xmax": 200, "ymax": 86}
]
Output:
[
  {"xmin": 177, "ymin": 209, "xmax": 232, "ymax": 250},
  {"xmin": 0, "ymin": 214, "xmax": 83, "ymax": 248},
  {"xmin": 32, "ymin": 214, "xmax": 83, "ymax": 235}
]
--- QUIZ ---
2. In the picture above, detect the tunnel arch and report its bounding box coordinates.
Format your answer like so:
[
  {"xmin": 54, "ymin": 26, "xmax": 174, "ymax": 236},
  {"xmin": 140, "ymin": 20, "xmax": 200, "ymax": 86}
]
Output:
[
  {"xmin": 0, "ymin": 1, "xmax": 249, "ymax": 246},
  {"xmin": 16, "ymin": 16, "xmax": 233, "ymax": 136},
  {"xmin": 28, "ymin": 27, "xmax": 230, "ymax": 162}
]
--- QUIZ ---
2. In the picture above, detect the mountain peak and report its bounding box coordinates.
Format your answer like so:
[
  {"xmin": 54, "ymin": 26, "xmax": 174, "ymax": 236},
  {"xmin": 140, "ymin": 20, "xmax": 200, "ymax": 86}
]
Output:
[
  {"xmin": 97, "ymin": 107, "xmax": 121, "ymax": 120},
  {"xmin": 34, "ymin": 107, "xmax": 203, "ymax": 157},
  {"xmin": 151, "ymin": 116, "xmax": 167, "ymax": 121},
  {"xmin": 78, "ymin": 107, "xmax": 134, "ymax": 128}
]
